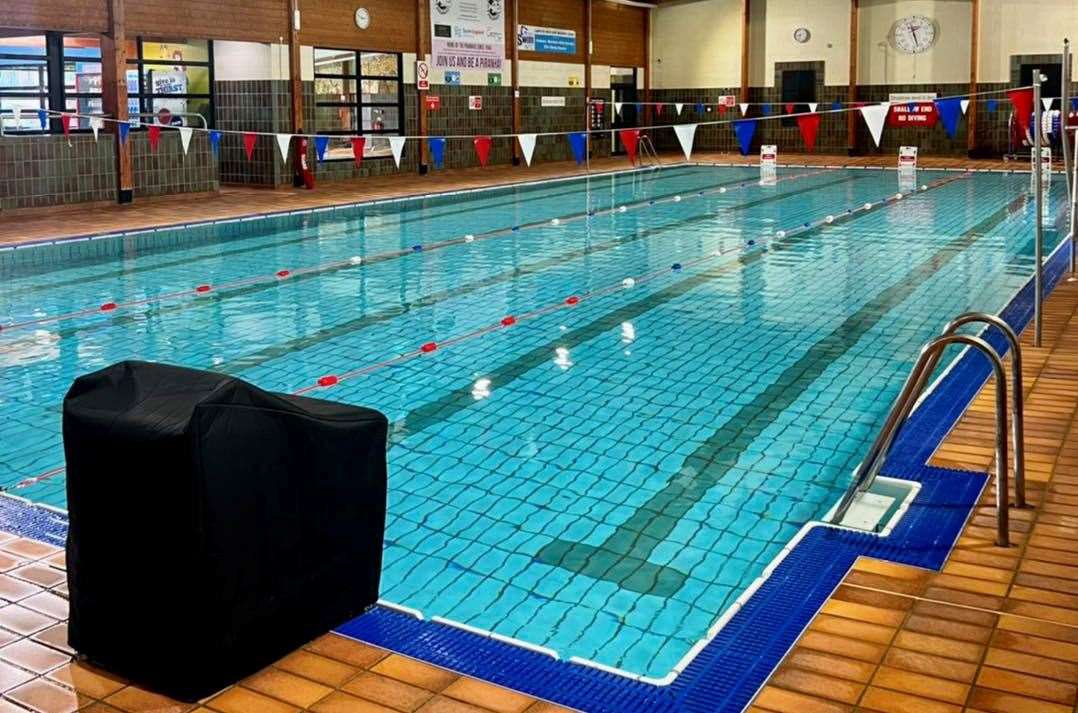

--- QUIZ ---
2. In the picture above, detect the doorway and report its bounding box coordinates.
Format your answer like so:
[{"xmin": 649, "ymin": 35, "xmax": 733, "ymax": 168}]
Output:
[
  {"xmin": 610, "ymin": 67, "xmax": 638, "ymax": 154},
  {"xmin": 781, "ymin": 69, "xmax": 816, "ymax": 127}
]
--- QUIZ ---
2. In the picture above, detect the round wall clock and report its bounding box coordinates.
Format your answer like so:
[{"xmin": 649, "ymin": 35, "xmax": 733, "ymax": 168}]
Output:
[
  {"xmin": 890, "ymin": 15, "xmax": 937, "ymax": 54},
  {"xmin": 793, "ymin": 27, "xmax": 811, "ymax": 44},
  {"xmin": 355, "ymin": 7, "xmax": 371, "ymax": 30}
]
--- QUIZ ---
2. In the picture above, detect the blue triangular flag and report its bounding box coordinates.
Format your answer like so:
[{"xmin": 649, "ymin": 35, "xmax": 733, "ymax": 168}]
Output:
[
  {"xmin": 429, "ymin": 137, "xmax": 446, "ymax": 168},
  {"xmin": 118, "ymin": 122, "xmax": 130, "ymax": 144},
  {"xmin": 935, "ymin": 97, "xmax": 963, "ymax": 139},
  {"xmin": 733, "ymin": 120, "xmax": 756, "ymax": 156},
  {"xmin": 1071, "ymin": 97, "xmax": 1078, "ymax": 111},
  {"xmin": 987, "ymin": 99, "xmax": 998, "ymax": 113},
  {"xmin": 569, "ymin": 132, "xmax": 587, "ymax": 165},
  {"xmin": 696, "ymin": 102, "xmax": 705, "ymax": 113},
  {"xmin": 907, "ymin": 102, "xmax": 916, "ymax": 113},
  {"xmin": 209, "ymin": 130, "xmax": 221, "ymax": 153},
  {"xmin": 37, "ymin": 109, "xmax": 48, "ymax": 130},
  {"xmin": 762, "ymin": 104, "xmax": 771, "ymax": 116},
  {"xmin": 832, "ymin": 100, "xmax": 842, "ymax": 111},
  {"xmin": 315, "ymin": 136, "xmax": 329, "ymax": 162}
]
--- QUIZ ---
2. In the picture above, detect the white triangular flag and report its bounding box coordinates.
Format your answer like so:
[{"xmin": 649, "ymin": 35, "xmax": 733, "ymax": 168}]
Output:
[
  {"xmin": 1042, "ymin": 97, "xmax": 1054, "ymax": 111},
  {"xmin": 276, "ymin": 133, "xmax": 292, "ymax": 162},
  {"xmin": 673, "ymin": 123, "xmax": 698, "ymax": 161},
  {"xmin": 860, "ymin": 102, "xmax": 890, "ymax": 148},
  {"xmin": 960, "ymin": 99, "xmax": 970, "ymax": 115},
  {"xmin": 675, "ymin": 103, "xmax": 684, "ymax": 116},
  {"xmin": 90, "ymin": 116, "xmax": 103, "ymax": 140},
  {"xmin": 739, "ymin": 103, "xmax": 749, "ymax": 116},
  {"xmin": 390, "ymin": 136, "xmax": 407, "ymax": 168},
  {"xmin": 808, "ymin": 102, "xmax": 818, "ymax": 113},
  {"xmin": 178, "ymin": 127, "xmax": 193, "ymax": 155},
  {"xmin": 517, "ymin": 133, "xmax": 537, "ymax": 167},
  {"xmin": 614, "ymin": 102, "xmax": 623, "ymax": 116}
]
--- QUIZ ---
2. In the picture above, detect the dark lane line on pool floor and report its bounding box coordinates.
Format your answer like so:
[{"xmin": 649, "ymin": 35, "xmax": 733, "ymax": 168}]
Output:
[
  {"xmin": 2, "ymin": 165, "xmax": 712, "ymax": 299},
  {"xmin": 12, "ymin": 170, "xmax": 839, "ymax": 344},
  {"xmin": 216, "ymin": 173, "xmax": 860, "ymax": 375},
  {"xmin": 536, "ymin": 190, "xmax": 1029, "ymax": 598}
]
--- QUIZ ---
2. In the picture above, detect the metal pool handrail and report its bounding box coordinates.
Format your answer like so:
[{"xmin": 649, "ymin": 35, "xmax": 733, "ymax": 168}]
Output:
[{"xmin": 830, "ymin": 331, "xmax": 1014, "ymax": 547}]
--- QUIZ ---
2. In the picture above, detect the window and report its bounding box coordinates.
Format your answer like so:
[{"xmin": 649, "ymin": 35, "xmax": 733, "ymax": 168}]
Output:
[
  {"xmin": 127, "ymin": 39, "xmax": 214, "ymax": 128},
  {"xmin": 314, "ymin": 48, "xmax": 403, "ymax": 160},
  {"xmin": 0, "ymin": 31, "xmax": 49, "ymax": 132},
  {"xmin": 63, "ymin": 34, "xmax": 102, "ymax": 130}
]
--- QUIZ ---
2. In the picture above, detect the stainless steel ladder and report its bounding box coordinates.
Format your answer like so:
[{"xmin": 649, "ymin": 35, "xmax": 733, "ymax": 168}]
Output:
[
  {"xmin": 829, "ymin": 313, "xmax": 1025, "ymax": 547},
  {"xmin": 636, "ymin": 134, "xmax": 660, "ymax": 167}
]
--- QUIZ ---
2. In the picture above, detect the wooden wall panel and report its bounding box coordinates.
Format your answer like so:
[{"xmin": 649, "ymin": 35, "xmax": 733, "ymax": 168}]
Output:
[
  {"xmin": 592, "ymin": 1, "xmax": 646, "ymax": 68},
  {"xmin": 298, "ymin": 0, "xmax": 416, "ymax": 53},
  {"xmin": 126, "ymin": 0, "xmax": 288, "ymax": 43},
  {"xmin": 2, "ymin": 0, "xmax": 109, "ymax": 34},
  {"xmin": 518, "ymin": 0, "xmax": 586, "ymax": 64}
]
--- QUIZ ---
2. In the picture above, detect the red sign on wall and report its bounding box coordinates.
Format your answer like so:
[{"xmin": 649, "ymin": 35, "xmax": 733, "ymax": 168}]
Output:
[
  {"xmin": 887, "ymin": 102, "xmax": 938, "ymax": 127},
  {"xmin": 425, "ymin": 95, "xmax": 441, "ymax": 111}
]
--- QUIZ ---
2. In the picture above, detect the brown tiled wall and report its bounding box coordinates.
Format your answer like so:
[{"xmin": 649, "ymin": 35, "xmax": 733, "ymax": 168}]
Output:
[{"xmin": 215, "ymin": 79, "xmax": 293, "ymax": 186}]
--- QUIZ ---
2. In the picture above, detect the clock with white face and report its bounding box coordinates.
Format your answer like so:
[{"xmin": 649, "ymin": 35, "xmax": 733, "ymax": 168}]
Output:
[
  {"xmin": 793, "ymin": 27, "xmax": 810, "ymax": 44},
  {"xmin": 890, "ymin": 15, "xmax": 937, "ymax": 54},
  {"xmin": 355, "ymin": 7, "xmax": 370, "ymax": 30}
]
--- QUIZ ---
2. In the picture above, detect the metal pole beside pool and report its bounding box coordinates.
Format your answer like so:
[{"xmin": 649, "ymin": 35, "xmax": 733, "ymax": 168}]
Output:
[
  {"xmin": 1063, "ymin": 40, "xmax": 1075, "ymax": 279},
  {"xmin": 1034, "ymin": 69, "xmax": 1044, "ymax": 348}
]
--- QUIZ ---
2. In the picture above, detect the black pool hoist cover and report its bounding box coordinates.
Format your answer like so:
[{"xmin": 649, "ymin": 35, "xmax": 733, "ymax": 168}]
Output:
[{"xmin": 63, "ymin": 361, "xmax": 388, "ymax": 701}]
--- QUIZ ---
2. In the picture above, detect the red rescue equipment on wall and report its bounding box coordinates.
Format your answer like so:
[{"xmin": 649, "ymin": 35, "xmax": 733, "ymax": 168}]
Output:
[{"xmin": 294, "ymin": 137, "xmax": 315, "ymax": 189}]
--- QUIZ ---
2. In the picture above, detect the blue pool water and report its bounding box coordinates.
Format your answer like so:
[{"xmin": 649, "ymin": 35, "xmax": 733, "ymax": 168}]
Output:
[{"xmin": 0, "ymin": 165, "xmax": 1065, "ymax": 678}]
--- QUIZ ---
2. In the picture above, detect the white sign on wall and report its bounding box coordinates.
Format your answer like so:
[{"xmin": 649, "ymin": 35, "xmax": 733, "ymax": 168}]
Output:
[
  {"xmin": 541, "ymin": 96, "xmax": 567, "ymax": 108},
  {"xmin": 430, "ymin": 0, "xmax": 505, "ymax": 71},
  {"xmin": 469, "ymin": 95, "xmax": 483, "ymax": 111},
  {"xmin": 416, "ymin": 60, "xmax": 430, "ymax": 91},
  {"xmin": 888, "ymin": 92, "xmax": 937, "ymax": 103}
]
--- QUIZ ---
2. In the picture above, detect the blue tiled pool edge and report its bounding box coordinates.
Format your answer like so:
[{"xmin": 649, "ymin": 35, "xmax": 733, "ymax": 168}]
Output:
[{"xmin": 0, "ymin": 206, "xmax": 1071, "ymax": 712}]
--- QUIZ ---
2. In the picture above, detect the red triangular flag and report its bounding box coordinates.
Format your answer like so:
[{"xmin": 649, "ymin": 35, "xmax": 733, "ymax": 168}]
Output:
[
  {"xmin": 718, "ymin": 104, "xmax": 727, "ymax": 114},
  {"xmin": 61, "ymin": 114, "xmax": 73, "ymax": 136},
  {"xmin": 148, "ymin": 125, "xmax": 161, "ymax": 151},
  {"xmin": 784, "ymin": 103, "xmax": 795, "ymax": 114},
  {"xmin": 655, "ymin": 103, "xmax": 664, "ymax": 115},
  {"xmin": 619, "ymin": 129, "xmax": 640, "ymax": 164},
  {"xmin": 1007, "ymin": 88, "xmax": 1034, "ymax": 134},
  {"xmin": 796, "ymin": 113, "xmax": 822, "ymax": 152},
  {"xmin": 351, "ymin": 136, "xmax": 366, "ymax": 166},
  {"xmin": 474, "ymin": 135, "xmax": 492, "ymax": 167},
  {"xmin": 243, "ymin": 132, "xmax": 257, "ymax": 161}
]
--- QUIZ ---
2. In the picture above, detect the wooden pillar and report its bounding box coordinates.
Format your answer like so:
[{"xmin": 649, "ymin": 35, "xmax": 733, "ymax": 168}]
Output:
[
  {"xmin": 847, "ymin": 0, "xmax": 859, "ymax": 154},
  {"xmin": 739, "ymin": 0, "xmax": 750, "ymax": 103},
  {"xmin": 967, "ymin": 0, "xmax": 980, "ymax": 155},
  {"xmin": 644, "ymin": 8, "xmax": 652, "ymax": 127},
  {"xmin": 511, "ymin": 0, "xmax": 521, "ymax": 164},
  {"xmin": 584, "ymin": 0, "xmax": 593, "ymax": 132},
  {"xmin": 100, "ymin": 0, "xmax": 132, "ymax": 203},
  {"xmin": 416, "ymin": 0, "xmax": 429, "ymax": 174},
  {"xmin": 288, "ymin": 0, "xmax": 303, "ymax": 133}
]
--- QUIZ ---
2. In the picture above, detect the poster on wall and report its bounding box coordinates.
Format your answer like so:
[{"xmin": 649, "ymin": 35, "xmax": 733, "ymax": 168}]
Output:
[
  {"xmin": 517, "ymin": 25, "xmax": 577, "ymax": 55},
  {"xmin": 887, "ymin": 92, "xmax": 938, "ymax": 127},
  {"xmin": 430, "ymin": 0, "xmax": 505, "ymax": 71}
]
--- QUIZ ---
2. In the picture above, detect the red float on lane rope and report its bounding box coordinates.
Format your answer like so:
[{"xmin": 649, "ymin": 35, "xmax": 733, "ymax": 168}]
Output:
[
  {"xmin": 500, "ymin": 315, "xmax": 516, "ymax": 327},
  {"xmin": 276, "ymin": 269, "xmax": 291, "ymax": 279},
  {"xmin": 100, "ymin": 302, "xmax": 117, "ymax": 312},
  {"xmin": 195, "ymin": 285, "xmax": 212, "ymax": 293},
  {"xmin": 565, "ymin": 296, "xmax": 580, "ymax": 305},
  {"xmin": 317, "ymin": 375, "xmax": 339, "ymax": 387},
  {"xmin": 421, "ymin": 342, "xmax": 438, "ymax": 353}
]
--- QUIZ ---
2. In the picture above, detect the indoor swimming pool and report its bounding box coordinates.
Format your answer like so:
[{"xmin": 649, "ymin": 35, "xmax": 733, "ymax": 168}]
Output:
[{"xmin": 0, "ymin": 164, "xmax": 1066, "ymax": 680}]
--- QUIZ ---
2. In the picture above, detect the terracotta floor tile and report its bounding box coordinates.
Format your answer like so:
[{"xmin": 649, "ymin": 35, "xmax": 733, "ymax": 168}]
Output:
[
  {"xmin": 0, "ymin": 556, "xmax": 25, "ymax": 575},
  {"xmin": 414, "ymin": 696, "xmax": 493, "ymax": 713},
  {"xmin": 783, "ymin": 650, "xmax": 876, "ymax": 683},
  {"xmin": 520, "ymin": 704, "xmax": 574, "ymax": 713},
  {"xmin": 0, "ymin": 541, "xmax": 59, "ymax": 561},
  {"xmin": 974, "ymin": 666, "xmax": 1076, "ymax": 705},
  {"xmin": 9, "ymin": 564, "xmax": 66, "ymax": 590},
  {"xmin": 371, "ymin": 656, "xmax": 456, "ymax": 693},
  {"xmin": 204, "ymin": 686, "xmax": 298, "ymax": 713},
  {"xmin": 309, "ymin": 691, "xmax": 398, "ymax": 713},
  {"xmin": 0, "ymin": 574, "xmax": 42, "ymax": 602},
  {"xmin": 890, "ymin": 631, "xmax": 984, "ymax": 663},
  {"xmin": 795, "ymin": 631, "xmax": 886, "ymax": 663},
  {"xmin": 105, "ymin": 685, "xmax": 196, "ymax": 713},
  {"xmin": 751, "ymin": 685, "xmax": 852, "ymax": 713},
  {"xmin": 342, "ymin": 671, "xmax": 433, "ymax": 712},
  {"xmin": 869, "ymin": 665, "xmax": 969, "ymax": 705},
  {"xmin": 0, "ymin": 638, "xmax": 70, "ymax": 674},
  {"xmin": 241, "ymin": 668, "xmax": 333, "ymax": 708},
  {"xmin": 0, "ymin": 660, "xmax": 35, "ymax": 693},
  {"xmin": 274, "ymin": 651, "xmax": 358, "ymax": 688},
  {"xmin": 808, "ymin": 615, "xmax": 895, "ymax": 645},
  {"xmin": 305, "ymin": 636, "xmax": 388, "ymax": 670},
  {"xmin": 857, "ymin": 685, "xmax": 962, "ymax": 713},
  {"xmin": 48, "ymin": 661, "xmax": 127, "ymax": 699},
  {"xmin": 767, "ymin": 668, "xmax": 863, "ymax": 704},
  {"xmin": 18, "ymin": 591, "xmax": 69, "ymax": 620},
  {"xmin": 0, "ymin": 605, "xmax": 54, "ymax": 636},
  {"xmin": 4, "ymin": 677, "xmax": 91, "ymax": 713},
  {"xmin": 440, "ymin": 678, "xmax": 534, "ymax": 713},
  {"xmin": 880, "ymin": 648, "xmax": 978, "ymax": 683},
  {"xmin": 965, "ymin": 686, "xmax": 1072, "ymax": 713},
  {"xmin": 982, "ymin": 646, "xmax": 1078, "ymax": 683},
  {"xmin": 0, "ymin": 698, "xmax": 42, "ymax": 712},
  {"xmin": 31, "ymin": 623, "xmax": 73, "ymax": 655}
]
